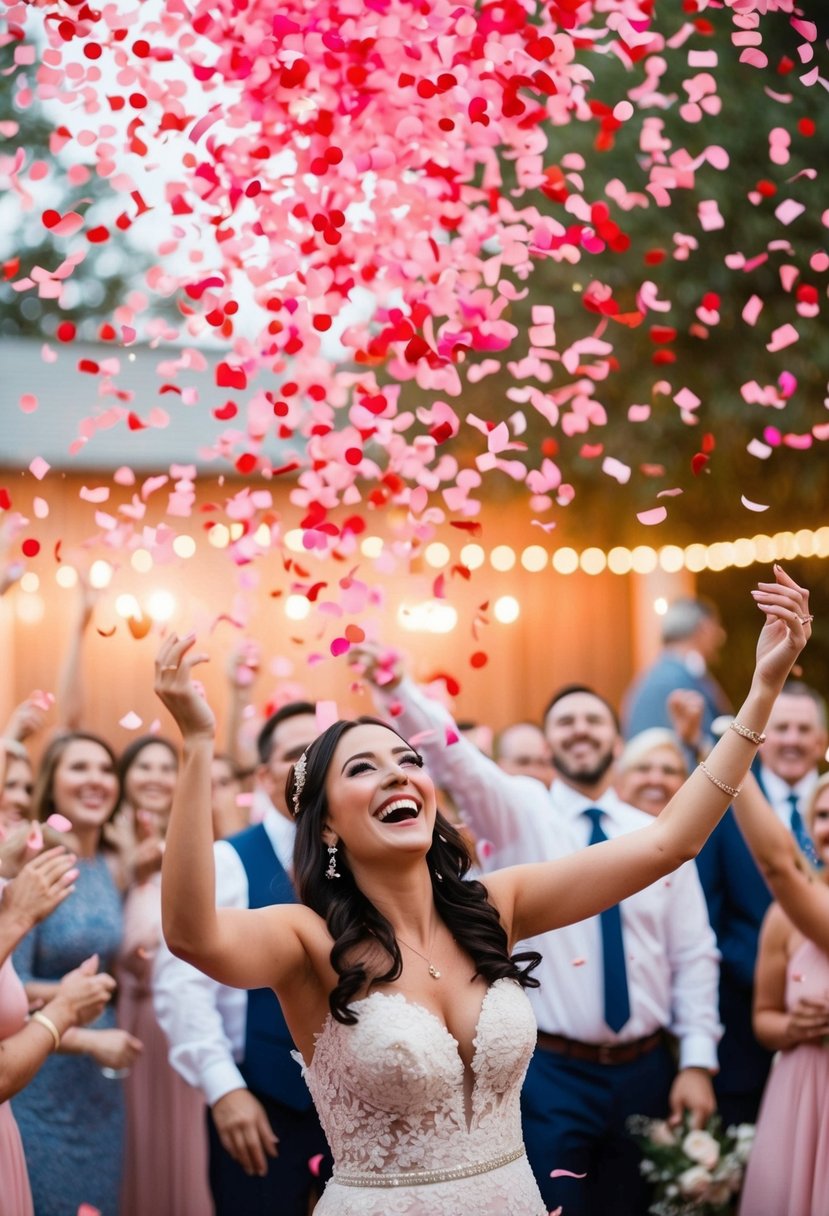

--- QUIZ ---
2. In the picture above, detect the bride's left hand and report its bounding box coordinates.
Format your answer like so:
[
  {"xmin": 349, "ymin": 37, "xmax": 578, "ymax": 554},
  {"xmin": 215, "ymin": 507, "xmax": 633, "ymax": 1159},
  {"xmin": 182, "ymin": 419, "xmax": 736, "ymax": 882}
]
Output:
[
  {"xmin": 154, "ymin": 633, "xmax": 215, "ymax": 741},
  {"xmin": 751, "ymin": 566, "xmax": 812, "ymax": 690}
]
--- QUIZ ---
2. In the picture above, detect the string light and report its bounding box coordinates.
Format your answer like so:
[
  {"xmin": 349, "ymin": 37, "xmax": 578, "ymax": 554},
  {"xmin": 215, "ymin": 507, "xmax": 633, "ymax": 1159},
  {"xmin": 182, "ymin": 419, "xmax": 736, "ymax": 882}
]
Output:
[
  {"xmin": 424, "ymin": 542, "xmax": 450, "ymax": 569},
  {"xmin": 494, "ymin": 595, "xmax": 520, "ymax": 623},
  {"xmin": 397, "ymin": 601, "xmax": 458, "ymax": 633}
]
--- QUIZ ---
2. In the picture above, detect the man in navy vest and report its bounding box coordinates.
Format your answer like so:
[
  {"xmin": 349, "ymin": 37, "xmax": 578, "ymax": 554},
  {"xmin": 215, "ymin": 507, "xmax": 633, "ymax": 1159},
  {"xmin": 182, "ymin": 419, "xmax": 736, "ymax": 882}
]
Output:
[
  {"xmin": 696, "ymin": 680, "xmax": 827, "ymax": 1126},
  {"xmin": 154, "ymin": 702, "xmax": 330, "ymax": 1215}
]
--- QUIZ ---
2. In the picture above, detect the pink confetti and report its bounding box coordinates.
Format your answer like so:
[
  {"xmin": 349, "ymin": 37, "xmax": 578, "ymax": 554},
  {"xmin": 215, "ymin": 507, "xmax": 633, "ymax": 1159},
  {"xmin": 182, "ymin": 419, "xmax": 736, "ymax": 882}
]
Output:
[
  {"xmin": 741, "ymin": 496, "xmax": 770, "ymax": 512},
  {"xmin": 315, "ymin": 701, "xmax": 339, "ymax": 733},
  {"xmin": 46, "ymin": 813, "xmax": 73, "ymax": 833},
  {"xmin": 29, "ymin": 457, "xmax": 50, "ymax": 481},
  {"xmin": 636, "ymin": 507, "xmax": 668, "ymax": 526},
  {"xmin": 767, "ymin": 324, "xmax": 799, "ymax": 353},
  {"xmin": 119, "ymin": 712, "xmax": 143, "ymax": 731}
]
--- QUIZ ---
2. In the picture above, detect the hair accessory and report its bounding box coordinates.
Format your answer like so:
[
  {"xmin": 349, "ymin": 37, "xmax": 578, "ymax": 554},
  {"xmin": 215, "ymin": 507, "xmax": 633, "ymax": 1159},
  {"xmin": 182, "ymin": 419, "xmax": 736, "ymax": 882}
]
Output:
[
  {"xmin": 325, "ymin": 842, "xmax": 341, "ymax": 880},
  {"xmin": 699, "ymin": 760, "xmax": 741, "ymax": 800},
  {"xmin": 728, "ymin": 720, "xmax": 766, "ymax": 746},
  {"xmin": 291, "ymin": 752, "xmax": 307, "ymax": 817},
  {"xmin": 30, "ymin": 1011, "xmax": 61, "ymax": 1052}
]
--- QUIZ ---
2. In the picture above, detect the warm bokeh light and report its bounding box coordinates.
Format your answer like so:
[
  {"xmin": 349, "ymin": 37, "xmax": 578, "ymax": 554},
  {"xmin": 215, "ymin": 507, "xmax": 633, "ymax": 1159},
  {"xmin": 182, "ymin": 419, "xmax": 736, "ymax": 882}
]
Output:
[
  {"xmin": 494, "ymin": 595, "xmax": 520, "ymax": 623},
  {"xmin": 397, "ymin": 601, "xmax": 458, "ymax": 633},
  {"xmin": 20, "ymin": 572, "xmax": 39, "ymax": 593},
  {"xmin": 552, "ymin": 547, "xmax": 579, "ymax": 575},
  {"xmin": 520, "ymin": 545, "xmax": 548, "ymax": 573},
  {"xmin": 424, "ymin": 542, "xmax": 450, "ymax": 569},
  {"xmin": 607, "ymin": 547, "xmax": 633, "ymax": 576},
  {"xmin": 579, "ymin": 547, "xmax": 607, "ymax": 576},
  {"xmin": 115, "ymin": 594, "xmax": 141, "ymax": 620},
  {"xmin": 490, "ymin": 545, "xmax": 516, "ymax": 572},
  {"xmin": 172, "ymin": 535, "xmax": 197, "ymax": 559},
  {"xmin": 658, "ymin": 545, "xmax": 685, "ymax": 574},
  {"xmin": 284, "ymin": 529, "xmax": 305, "ymax": 552},
  {"xmin": 459, "ymin": 543, "xmax": 485, "ymax": 570},
  {"xmin": 208, "ymin": 524, "xmax": 230, "ymax": 549},
  {"xmin": 146, "ymin": 590, "xmax": 176, "ymax": 622},
  {"xmin": 360, "ymin": 536, "xmax": 384, "ymax": 559},
  {"xmin": 630, "ymin": 546, "xmax": 657, "ymax": 575},
  {"xmin": 654, "ymin": 597, "xmax": 668, "ymax": 616},
  {"xmin": 89, "ymin": 560, "xmax": 113, "ymax": 589},
  {"xmin": 284, "ymin": 595, "xmax": 311, "ymax": 621},
  {"xmin": 55, "ymin": 565, "xmax": 79, "ymax": 589},
  {"xmin": 131, "ymin": 548, "xmax": 154, "ymax": 574}
]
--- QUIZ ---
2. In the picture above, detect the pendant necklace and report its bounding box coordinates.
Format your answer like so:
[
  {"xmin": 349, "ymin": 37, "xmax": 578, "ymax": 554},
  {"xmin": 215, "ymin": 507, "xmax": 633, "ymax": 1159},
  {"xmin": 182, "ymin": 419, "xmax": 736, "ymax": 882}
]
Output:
[{"xmin": 398, "ymin": 924, "xmax": 441, "ymax": 980}]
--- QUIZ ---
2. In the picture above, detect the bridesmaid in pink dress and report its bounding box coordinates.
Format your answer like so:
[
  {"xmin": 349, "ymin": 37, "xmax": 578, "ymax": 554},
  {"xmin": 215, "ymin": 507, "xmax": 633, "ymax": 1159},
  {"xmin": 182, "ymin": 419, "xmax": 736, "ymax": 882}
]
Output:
[
  {"xmin": 116, "ymin": 737, "xmax": 213, "ymax": 1216},
  {"xmin": 0, "ymin": 948, "xmax": 33, "ymax": 1216},
  {"xmin": 733, "ymin": 771, "xmax": 829, "ymax": 1215}
]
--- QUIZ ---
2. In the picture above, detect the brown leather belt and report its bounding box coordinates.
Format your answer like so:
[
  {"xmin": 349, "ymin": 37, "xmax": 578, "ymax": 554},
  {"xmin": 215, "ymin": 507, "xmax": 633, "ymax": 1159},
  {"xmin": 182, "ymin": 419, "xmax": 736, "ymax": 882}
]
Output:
[{"xmin": 536, "ymin": 1028, "xmax": 666, "ymax": 1066}]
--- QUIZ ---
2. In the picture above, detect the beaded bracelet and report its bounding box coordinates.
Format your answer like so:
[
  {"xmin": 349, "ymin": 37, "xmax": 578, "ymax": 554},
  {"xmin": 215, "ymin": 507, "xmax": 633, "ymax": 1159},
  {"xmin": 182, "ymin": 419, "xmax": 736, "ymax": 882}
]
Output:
[
  {"xmin": 728, "ymin": 720, "xmax": 766, "ymax": 746},
  {"xmin": 30, "ymin": 1010, "xmax": 61, "ymax": 1051},
  {"xmin": 699, "ymin": 760, "xmax": 741, "ymax": 800}
]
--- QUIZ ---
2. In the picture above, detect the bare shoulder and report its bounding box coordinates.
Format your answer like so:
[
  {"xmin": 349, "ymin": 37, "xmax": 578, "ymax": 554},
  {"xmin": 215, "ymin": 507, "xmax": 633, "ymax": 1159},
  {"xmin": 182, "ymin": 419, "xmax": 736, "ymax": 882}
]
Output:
[{"xmin": 761, "ymin": 901, "xmax": 794, "ymax": 942}]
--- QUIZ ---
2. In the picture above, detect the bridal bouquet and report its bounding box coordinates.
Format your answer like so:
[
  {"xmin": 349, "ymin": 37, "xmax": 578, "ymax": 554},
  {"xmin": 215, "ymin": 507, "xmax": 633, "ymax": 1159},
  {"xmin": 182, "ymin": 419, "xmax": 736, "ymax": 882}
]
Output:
[{"xmin": 627, "ymin": 1113, "xmax": 755, "ymax": 1215}]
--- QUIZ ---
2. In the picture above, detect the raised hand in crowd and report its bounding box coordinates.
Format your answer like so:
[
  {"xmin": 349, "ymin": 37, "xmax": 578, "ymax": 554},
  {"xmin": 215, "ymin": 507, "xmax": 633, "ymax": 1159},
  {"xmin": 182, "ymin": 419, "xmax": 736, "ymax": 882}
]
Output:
[
  {"xmin": 666, "ymin": 688, "xmax": 706, "ymax": 757},
  {"xmin": 2, "ymin": 692, "xmax": 52, "ymax": 744}
]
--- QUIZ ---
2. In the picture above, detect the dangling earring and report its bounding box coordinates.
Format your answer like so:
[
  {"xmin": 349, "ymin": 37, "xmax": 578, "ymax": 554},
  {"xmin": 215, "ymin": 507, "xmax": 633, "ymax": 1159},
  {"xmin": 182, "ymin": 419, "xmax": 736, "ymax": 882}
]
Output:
[{"xmin": 325, "ymin": 843, "xmax": 341, "ymax": 880}]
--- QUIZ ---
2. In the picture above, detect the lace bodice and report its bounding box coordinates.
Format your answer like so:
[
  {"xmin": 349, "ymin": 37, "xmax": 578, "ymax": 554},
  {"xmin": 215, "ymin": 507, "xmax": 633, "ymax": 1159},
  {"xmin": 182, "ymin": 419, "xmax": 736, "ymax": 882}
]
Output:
[{"xmin": 296, "ymin": 977, "xmax": 547, "ymax": 1215}]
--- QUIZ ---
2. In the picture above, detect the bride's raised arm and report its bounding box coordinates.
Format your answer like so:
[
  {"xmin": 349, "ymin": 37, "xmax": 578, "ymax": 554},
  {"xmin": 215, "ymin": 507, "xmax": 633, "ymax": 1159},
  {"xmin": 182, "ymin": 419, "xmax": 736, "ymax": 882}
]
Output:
[
  {"xmin": 155, "ymin": 633, "xmax": 309, "ymax": 991},
  {"xmin": 484, "ymin": 567, "xmax": 813, "ymax": 943}
]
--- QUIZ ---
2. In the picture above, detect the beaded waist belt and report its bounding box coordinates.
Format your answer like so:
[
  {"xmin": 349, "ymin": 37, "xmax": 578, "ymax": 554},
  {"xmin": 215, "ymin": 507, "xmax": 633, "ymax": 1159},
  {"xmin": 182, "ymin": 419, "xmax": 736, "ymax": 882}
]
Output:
[{"xmin": 333, "ymin": 1144, "xmax": 525, "ymax": 1188}]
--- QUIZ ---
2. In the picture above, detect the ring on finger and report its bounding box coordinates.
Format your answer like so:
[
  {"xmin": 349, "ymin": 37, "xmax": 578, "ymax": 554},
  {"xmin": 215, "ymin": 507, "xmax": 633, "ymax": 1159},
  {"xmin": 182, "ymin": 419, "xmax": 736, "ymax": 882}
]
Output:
[{"xmin": 798, "ymin": 614, "xmax": 814, "ymax": 625}]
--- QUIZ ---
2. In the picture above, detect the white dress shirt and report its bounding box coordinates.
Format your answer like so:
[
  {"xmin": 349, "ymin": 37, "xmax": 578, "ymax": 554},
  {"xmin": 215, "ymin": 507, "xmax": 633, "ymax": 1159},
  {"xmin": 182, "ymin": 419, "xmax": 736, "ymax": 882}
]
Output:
[
  {"xmin": 758, "ymin": 763, "xmax": 819, "ymax": 829},
  {"xmin": 379, "ymin": 677, "xmax": 721, "ymax": 1071},
  {"xmin": 153, "ymin": 804, "xmax": 296, "ymax": 1106}
]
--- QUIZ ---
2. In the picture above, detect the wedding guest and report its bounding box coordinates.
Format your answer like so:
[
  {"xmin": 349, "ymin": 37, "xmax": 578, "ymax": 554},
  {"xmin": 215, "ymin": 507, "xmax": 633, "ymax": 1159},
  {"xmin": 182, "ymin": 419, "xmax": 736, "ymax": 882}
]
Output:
[
  {"xmin": 494, "ymin": 722, "xmax": 554, "ymax": 785},
  {"xmin": 154, "ymin": 569, "xmax": 808, "ymax": 1216},
  {"xmin": 623, "ymin": 597, "xmax": 730, "ymax": 761},
  {"xmin": 211, "ymin": 753, "xmax": 250, "ymax": 840},
  {"xmin": 728, "ymin": 770, "xmax": 829, "ymax": 1214},
  {"xmin": 615, "ymin": 729, "xmax": 687, "ymax": 818},
  {"xmin": 356, "ymin": 655, "xmax": 721, "ymax": 1214},
  {"xmin": 0, "ymin": 817, "xmax": 116, "ymax": 1216},
  {"xmin": 12, "ymin": 732, "xmax": 142, "ymax": 1216},
  {"xmin": 154, "ymin": 702, "xmax": 330, "ymax": 1216},
  {"xmin": 0, "ymin": 740, "xmax": 34, "ymax": 833},
  {"xmin": 696, "ymin": 680, "xmax": 828, "ymax": 1125},
  {"xmin": 116, "ymin": 735, "xmax": 213, "ymax": 1216}
]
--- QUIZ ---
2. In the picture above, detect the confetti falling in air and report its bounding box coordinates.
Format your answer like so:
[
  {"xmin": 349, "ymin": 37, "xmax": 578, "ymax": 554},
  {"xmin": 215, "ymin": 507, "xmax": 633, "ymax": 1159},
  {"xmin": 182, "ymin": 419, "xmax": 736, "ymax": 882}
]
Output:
[{"xmin": 1, "ymin": 0, "xmax": 828, "ymax": 672}]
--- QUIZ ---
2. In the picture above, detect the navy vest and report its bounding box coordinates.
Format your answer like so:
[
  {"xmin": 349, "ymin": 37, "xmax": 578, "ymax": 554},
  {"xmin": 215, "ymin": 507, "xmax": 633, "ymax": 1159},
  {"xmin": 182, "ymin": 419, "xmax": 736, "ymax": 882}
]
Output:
[{"xmin": 227, "ymin": 823, "xmax": 312, "ymax": 1112}]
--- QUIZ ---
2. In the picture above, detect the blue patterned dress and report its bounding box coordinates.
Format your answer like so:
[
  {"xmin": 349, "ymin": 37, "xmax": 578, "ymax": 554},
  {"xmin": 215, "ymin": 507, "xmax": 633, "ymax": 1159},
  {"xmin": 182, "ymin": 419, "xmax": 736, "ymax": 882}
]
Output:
[{"xmin": 12, "ymin": 854, "xmax": 124, "ymax": 1216}]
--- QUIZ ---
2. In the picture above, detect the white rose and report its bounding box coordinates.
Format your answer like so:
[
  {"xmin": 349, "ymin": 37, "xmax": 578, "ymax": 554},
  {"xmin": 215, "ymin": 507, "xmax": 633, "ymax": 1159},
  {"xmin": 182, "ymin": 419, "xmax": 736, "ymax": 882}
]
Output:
[
  {"xmin": 649, "ymin": 1119, "xmax": 676, "ymax": 1147},
  {"xmin": 678, "ymin": 1164, "xmax": 713, "ymax": 1198},
  {"xmin": 682, "ymin": 1128, "xmax": 720, "ymax": 1170}
]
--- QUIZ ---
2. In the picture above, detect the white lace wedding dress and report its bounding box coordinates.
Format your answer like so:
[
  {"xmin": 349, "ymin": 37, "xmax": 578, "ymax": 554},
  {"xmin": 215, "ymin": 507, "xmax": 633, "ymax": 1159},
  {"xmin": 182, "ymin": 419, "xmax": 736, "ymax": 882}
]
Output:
[{"xmin": 296, "ymin": 977, "xmax": 547, "ymax": 1214}]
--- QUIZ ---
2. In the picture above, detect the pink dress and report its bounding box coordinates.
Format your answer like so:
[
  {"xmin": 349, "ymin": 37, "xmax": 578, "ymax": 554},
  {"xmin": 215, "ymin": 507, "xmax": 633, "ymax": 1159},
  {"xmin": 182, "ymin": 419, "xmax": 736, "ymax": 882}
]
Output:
[
  {"xmin": 0, "ymin": 947, "xmax": 35, "ymax": 1216},
  {"xmin": 117, "ymin": 876, "xmax": 213, "ymax": 1216},
  {"xmin": 740, "ymin": 937, "xmax": 829, "ymax": 1216}
]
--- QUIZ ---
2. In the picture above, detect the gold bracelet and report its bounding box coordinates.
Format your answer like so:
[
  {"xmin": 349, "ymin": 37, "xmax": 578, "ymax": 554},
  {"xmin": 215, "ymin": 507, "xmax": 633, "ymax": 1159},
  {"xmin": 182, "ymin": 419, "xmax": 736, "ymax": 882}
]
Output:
[
  {"xmin": 699, "ymin": 760, "xmax": 741, "ymax": 800},
  {"xmin": 30, "ymin": 1011, "xmax": 61, "ymax": 1052},
  {"xmin": 728, "ymin": 720, "xmax": 766, "ymax": 746}
]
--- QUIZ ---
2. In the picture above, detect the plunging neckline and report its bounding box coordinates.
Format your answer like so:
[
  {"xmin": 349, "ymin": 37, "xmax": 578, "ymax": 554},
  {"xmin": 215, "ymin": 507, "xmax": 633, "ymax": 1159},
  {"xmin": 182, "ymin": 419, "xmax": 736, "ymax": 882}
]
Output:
[{"xmin": 305, "ymin": 978, "xmax": 507, "ymax": 1133}]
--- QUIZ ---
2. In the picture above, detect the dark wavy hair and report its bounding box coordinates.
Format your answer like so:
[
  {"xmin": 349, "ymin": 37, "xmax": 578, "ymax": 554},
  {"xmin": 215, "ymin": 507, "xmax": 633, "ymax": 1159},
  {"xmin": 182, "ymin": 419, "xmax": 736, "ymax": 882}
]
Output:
[{"xmin": 289, "ymin": 716, "xmax": 541, "ymax": 1025}]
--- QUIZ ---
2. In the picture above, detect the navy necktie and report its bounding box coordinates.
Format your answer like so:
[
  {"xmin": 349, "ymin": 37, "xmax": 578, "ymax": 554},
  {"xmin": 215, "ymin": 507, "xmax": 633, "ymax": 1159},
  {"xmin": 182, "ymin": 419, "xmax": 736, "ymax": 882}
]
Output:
[
  {"xmin": 788, "ymin": 792, "xmax": 820, "ymax": 867},
  {"xmin": 583, "ymin": 807, "xmax": 631, "ymax": 1033}
]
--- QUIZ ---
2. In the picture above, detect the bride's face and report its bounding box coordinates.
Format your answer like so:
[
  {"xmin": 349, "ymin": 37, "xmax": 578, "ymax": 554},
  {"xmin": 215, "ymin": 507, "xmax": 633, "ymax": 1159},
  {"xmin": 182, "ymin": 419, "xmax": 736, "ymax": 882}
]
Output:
[{"xmin": 323, "ymin": 723, "xmax": 436, "ymax": 867}]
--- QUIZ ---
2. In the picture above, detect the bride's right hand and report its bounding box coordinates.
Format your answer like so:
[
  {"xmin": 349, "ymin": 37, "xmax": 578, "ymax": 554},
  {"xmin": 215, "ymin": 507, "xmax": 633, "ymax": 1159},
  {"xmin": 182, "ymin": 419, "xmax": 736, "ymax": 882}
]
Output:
[{"xmin": 154, "ymin": 633, "xmax": 215, "ymax": 741}]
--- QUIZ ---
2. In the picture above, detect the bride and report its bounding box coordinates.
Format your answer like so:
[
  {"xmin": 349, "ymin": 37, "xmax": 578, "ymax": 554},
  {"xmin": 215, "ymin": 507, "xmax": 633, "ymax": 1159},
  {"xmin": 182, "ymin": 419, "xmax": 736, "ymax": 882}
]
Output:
[{"xmin": 156, "ymin": 568, "xmax": 810, "ymax": 1214}]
